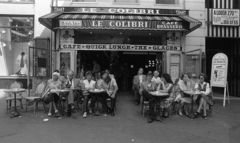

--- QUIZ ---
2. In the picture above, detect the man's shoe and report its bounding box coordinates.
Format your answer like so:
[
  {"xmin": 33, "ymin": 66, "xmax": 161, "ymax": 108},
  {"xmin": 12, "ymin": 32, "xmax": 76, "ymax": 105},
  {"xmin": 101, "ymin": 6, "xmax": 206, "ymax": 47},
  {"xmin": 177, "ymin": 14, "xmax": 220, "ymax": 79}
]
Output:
[
  {"xmin": 83, "ymin": 112, "xmax": 87, "ymax": 118},
  {"xmin": 147, "ymin": 118, "xmax": 154, "ymax": 123}
]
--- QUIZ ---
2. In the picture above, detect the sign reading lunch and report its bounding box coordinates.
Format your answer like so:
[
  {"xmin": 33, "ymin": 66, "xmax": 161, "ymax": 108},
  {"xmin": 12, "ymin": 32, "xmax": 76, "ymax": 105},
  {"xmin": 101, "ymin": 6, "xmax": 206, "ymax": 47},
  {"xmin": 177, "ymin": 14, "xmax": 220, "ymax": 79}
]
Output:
[
  {"xmin": 60, "ymin": 44, "xmax": 182, "ymax": 51},
  {"xmin": 53, "ymin": 7, "xmax": 188, "ymax": 16},
  {"xmin": 212, "ymin": 9, "xmax": 239, "ymax": 26}
]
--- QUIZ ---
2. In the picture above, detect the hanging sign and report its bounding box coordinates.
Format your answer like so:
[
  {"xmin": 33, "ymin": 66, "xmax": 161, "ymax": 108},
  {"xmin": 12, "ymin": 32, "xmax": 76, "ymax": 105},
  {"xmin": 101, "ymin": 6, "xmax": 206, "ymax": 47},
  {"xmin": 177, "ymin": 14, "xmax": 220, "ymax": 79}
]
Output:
[
  {"xmin": 60, "ymin": 30, "xmax": 74, "ymax": 44},
  {"xmin": 212, "ymin": 9, "xmax": 239, "ymax": 26},
  {"xmin": 60, "ymin": 44, "xmax": 182, "ymax": 51},
  {"xmin": 167, "ymin": 32, "xmax": 181, "ymax": 46},
  {"xmin": 52, "ymin": 7, "xmax": 188, "ymax": 15},
  {"xmin": 211, "ymin": 53, "xmax": 228, "ymax": 87}
]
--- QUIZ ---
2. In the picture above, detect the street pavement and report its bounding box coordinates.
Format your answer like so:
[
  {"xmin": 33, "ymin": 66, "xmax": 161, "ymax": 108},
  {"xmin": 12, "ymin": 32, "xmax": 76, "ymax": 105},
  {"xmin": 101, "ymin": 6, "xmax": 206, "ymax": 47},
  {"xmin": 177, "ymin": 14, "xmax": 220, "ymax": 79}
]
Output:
[{"xmin": 0, "ymin": 91, "xmax": 239, "ymax": 143}]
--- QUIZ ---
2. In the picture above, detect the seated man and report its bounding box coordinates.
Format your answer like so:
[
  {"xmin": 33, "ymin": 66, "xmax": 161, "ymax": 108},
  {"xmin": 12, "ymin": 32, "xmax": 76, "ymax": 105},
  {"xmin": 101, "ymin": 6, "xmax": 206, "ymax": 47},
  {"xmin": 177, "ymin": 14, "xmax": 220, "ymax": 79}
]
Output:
[
  {"xmin": 63, "ymin": 71, "xmax": 82, "ymax": 113},
  {"xmin": 133, "ymin": 68, "xmax": 146, "ymax": 106}
]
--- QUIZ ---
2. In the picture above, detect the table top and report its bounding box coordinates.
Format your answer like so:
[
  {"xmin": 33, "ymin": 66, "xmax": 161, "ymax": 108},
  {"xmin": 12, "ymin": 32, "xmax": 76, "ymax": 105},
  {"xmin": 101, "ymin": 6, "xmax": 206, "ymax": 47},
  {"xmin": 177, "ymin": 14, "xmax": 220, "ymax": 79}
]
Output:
[
  {"xmin": 50, "ymin": 89, "xmax": 69, "ymax": 93},
  {"xmin": 4, "ymin": 88, "xmax": 26, "ymax": 93},
  {"xmin": 183, "ymin": 90, "xmax": 202, "ymax": 95},
  {"xmin": 89, "ymin": 89, "xmax": 105, "ymax": 93},
  {"xmin": 149, "ymin": 91, "xmax": 169, "ymax": 97}
]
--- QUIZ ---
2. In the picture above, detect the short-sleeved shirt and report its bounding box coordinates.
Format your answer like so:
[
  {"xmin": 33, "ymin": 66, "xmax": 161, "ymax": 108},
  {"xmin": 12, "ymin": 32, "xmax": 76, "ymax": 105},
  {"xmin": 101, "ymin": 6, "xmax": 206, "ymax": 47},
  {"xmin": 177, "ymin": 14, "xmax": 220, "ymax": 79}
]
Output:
[
  {"xmin": 83, "ymin": 80, "xmax": 96, "ymax": 89},
  {"xmin": 47, "ymin": 79, "xmax": 62, "ymax": 89}
]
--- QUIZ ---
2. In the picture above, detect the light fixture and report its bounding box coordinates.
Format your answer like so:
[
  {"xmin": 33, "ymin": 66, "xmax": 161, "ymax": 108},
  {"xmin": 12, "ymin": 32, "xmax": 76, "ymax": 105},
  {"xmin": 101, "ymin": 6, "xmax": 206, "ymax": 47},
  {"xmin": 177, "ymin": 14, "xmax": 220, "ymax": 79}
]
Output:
[
  {"xmin": 1, "ymin": 30, "xmax": 6, "ymax": 34},
  {"xmin": 145, "ymin": 65, "xmax": 148, "ymax": 68},
  {"xmin": 149, "ymin": 33, "xmax": 151, "ymax": 35},
  {"xmin": 119, "ymin": 32, "xmax": 122, "ymax": 35},
  {"xmin": 90, "ymin": 32, "xmax": 93, "ymax": 34},
  {"xmin": 131, "ymin": 65, "xmax": 134, "ymax": 68},
  {"xmin": 26, "ymin": 18, "xmax": 31, "ymax": 22},
  {"xmin": 9, "ymin": 17, "xmax": 13, "ymax": 22}
]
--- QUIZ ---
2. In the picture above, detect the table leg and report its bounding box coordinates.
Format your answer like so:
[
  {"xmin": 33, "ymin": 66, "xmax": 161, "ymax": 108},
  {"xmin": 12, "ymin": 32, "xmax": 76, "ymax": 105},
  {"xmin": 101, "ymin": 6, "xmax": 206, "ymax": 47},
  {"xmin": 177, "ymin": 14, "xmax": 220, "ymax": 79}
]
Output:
[
  {"xmin": 94, "ymin": 93, "xmax": 101, "ymax": 116},
  {"xmin": 154, "ymin": 98, "xmax": 162, "ymax": 122},
  {"xmin": 11, "ymin": 93, "xmax": 21, "ymax": 119},
  {"xmin": 189, "ymin": 95, "xmax": 194, "ymax": 119}
]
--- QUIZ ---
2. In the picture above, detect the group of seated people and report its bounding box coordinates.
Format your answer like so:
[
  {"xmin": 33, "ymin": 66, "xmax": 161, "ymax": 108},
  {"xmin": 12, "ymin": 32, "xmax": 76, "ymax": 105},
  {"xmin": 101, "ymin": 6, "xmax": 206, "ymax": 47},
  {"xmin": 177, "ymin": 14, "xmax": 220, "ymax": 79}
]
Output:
[
  {"xmin": 42, "ymin": 69, "xmax": 118, "ymax": 118},
  {"xmin": 133, "ymin": 68, "xmax": 215, "ymax": 123}
]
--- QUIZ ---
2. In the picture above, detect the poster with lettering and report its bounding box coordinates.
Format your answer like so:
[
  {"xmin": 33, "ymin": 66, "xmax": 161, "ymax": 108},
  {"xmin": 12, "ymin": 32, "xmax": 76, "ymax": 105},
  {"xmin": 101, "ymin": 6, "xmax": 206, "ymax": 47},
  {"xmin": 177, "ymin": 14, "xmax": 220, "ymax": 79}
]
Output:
[
  {"xmin": 60, "ymin": 52, "xmax": 71, "ymax": 76},
  {"xmin": 212, "ymin": 9, "xmax": 239, "ymax": 26},
  {"xmin": 60, "ymin": 30, "xmax": 74, "ymax": 44},
  {"xmin": 167, "ymin": 32, "xmax": 181, "ymax": 46},
  {"xmin": 211, "ymin": 53, "xmax": 228, "ymax": 87}
]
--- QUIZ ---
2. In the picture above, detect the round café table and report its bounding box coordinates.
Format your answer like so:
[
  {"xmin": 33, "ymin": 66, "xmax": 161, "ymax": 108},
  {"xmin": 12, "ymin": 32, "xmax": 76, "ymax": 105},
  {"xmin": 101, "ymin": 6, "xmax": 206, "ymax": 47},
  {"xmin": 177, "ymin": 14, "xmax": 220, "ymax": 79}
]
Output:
[
  {"xmin": 49, "ymin": 89, "xmax": 69, "ymax": 118},
  {"xmin": 4, "ymin": 88, "xmax": 26, "ymax": 118},
  {"xmin": 183, "ymin": 90, "xmax": 202, "ymax": 119},
  {"xmin": 149, "ymin": 91, "xmax": 169, "ymax": 122},
  {"xmin": 89, "ymin": 89, "xmax": 105, "ymax": 116}
]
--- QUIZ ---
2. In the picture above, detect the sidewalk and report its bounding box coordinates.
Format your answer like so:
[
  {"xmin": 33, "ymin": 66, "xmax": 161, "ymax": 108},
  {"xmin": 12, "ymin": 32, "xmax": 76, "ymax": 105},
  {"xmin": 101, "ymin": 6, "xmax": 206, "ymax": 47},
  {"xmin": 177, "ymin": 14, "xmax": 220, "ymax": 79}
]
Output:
[{"xmin": 0, "ymin": 91, "xmax": 239, "ymax": 143}]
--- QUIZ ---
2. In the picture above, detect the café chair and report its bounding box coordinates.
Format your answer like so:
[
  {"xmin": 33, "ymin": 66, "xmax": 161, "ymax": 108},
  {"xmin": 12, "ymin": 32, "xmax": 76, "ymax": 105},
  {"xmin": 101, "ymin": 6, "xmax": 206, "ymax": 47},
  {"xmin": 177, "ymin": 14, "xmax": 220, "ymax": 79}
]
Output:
[
  {"xmin": 24, "ymin": 81, "xmax": 47, "ymax": 114},
  {"xmin": 5, "ymin": 81, "xmax": 24, "ymax": 114}
]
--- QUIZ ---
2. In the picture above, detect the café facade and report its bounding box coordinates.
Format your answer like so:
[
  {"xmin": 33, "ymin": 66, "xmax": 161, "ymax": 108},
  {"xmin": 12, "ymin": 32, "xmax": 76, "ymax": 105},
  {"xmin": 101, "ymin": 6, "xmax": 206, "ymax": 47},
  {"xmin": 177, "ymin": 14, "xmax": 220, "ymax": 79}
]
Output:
[{"xmin": 39, "ymin": 7, "xmax": 202, "ymax": 82}]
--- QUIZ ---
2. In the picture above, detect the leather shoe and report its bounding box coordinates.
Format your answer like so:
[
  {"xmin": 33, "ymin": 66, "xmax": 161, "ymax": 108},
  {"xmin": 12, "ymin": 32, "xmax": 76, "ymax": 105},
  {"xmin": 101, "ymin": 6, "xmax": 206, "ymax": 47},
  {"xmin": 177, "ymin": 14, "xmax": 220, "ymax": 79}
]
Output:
[
  {"xmin": 147, "ymin": 118, "xmax": 154, "ymax": 123},
  {"xmin": 111, "ymin": 108, "xmax": 115, "ymax": 117}
]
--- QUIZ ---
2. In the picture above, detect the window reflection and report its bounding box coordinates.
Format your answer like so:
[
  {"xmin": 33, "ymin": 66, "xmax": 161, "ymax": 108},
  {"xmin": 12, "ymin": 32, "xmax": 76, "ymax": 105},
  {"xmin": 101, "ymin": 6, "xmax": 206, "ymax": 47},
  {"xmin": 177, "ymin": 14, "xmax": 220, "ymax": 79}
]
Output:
[{"xmin": 0, "ymin": 16, "xmax": 34, "ymax": 77}]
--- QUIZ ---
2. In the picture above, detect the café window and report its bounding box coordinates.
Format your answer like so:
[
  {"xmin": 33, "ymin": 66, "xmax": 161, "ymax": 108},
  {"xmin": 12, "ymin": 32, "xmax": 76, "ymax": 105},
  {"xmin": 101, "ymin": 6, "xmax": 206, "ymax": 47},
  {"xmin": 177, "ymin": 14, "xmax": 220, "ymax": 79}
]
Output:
[
  {"xmin": 114, "ymin": 0, "xmax": 138, "ymax": 3},
  {"xmin": 0, "ymin": 16, "xmax": 34, "ymax": 77},
  {"xmin": 72, "ymin": 0, "xmax": 97, "ymax": 2},
  {"xmin": 156, "ymin": 0, "xmax": 179, "ymax": 5},
  {"xmin": 0, "ymin": 0, "xmax": 34, "ymax": 3}
]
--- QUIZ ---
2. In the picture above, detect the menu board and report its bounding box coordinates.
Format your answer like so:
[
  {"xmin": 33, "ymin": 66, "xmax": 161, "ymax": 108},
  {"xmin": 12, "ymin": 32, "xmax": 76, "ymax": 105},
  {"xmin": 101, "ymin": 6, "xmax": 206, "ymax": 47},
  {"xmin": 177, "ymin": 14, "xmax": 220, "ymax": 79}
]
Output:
[{"xmin": 211, "ymin": 53, "xmax": 228, "ymax": 87}]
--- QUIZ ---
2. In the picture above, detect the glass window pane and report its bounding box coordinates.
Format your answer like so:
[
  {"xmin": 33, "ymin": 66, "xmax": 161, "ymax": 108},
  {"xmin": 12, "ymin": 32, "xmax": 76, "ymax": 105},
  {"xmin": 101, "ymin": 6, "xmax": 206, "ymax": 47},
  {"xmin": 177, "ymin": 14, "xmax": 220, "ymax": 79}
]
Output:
[
  {"xmin": 72, "ymin": 0, "xmax": 96, "ymax": 2},
  {"xmin": 0, "ymin": 16, "xmax": 34, "ymax": 77},
  {"xmin": 114, "ymin": 0, "xmax": 138, "ymax": 3},
  {"xmin": 0, "ymin": 0, "xmax": 34, "ymax": 2},
  {"xmin": 156, "ymin": 0, "xmax": 179, "ymax": 4}
]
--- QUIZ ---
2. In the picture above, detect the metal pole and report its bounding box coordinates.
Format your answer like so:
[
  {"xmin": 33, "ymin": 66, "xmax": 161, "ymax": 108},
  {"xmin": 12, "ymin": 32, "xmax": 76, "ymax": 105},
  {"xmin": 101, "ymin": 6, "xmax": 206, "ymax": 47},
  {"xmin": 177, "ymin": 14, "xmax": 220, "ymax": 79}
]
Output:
[{"xmin": 27, "ymin": 44, "xmax": 30, "ymax": 97}]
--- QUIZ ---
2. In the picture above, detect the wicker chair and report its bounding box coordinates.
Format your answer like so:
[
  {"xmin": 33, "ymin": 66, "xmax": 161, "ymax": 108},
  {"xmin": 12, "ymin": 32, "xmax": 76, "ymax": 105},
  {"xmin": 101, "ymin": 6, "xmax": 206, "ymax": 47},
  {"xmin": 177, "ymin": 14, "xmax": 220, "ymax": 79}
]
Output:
[
  {"xmin": 24, "ymin": 81, "xmax": 47, "ymax": 114},
  {"xmin": 6, "ymin": 81, "xmax": 24, "ymax": 114}
]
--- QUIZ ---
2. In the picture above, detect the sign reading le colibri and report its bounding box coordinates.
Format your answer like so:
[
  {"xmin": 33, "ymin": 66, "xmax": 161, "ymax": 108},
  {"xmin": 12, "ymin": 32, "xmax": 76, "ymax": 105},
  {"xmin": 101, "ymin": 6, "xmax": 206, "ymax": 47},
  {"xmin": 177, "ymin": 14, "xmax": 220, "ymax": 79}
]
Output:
[
  {"xmin": 60, "ymin": 44, "xmax": 182, "ymax": 51},
  {"xmin": 53, "ymin": 7, "xmax": 188, "ymax": 15}
]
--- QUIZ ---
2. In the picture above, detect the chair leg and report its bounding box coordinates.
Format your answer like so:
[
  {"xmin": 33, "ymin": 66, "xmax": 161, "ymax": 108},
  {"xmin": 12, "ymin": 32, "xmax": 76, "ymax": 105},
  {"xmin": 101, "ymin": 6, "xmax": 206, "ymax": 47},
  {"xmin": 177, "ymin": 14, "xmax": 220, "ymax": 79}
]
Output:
[
  {"xmin": 25, "ymin": 100, "xmax": 28, "ymax": 112},
  {"xmin": 6, "ymin": 100, "xmax": 8, "ymax": 114},
  {"xmin": 9, "ymin": 100, "xmax": 12, "ymax": 109},
  {"xmin": 42, "ymin": 102, "xmax": 46, "ymax": 113},
  {"xmin": 20, "ymin": 99, "xmax": 24, "ymax": 110},
  {"xmin": 33, "ymin": 102, "xmax": 36, "ymax": 114}
]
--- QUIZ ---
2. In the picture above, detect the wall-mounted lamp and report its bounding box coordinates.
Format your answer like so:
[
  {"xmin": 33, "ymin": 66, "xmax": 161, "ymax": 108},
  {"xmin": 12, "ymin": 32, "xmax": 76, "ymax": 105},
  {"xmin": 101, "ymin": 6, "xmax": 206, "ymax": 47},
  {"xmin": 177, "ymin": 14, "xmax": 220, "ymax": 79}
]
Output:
[
  {"xmin": 130, "ymin": 65, "xmax": 134, "ymax": 68},
  {"xmin": 9, "ymin": 18, "xmax": 13, "ymax": 22}
]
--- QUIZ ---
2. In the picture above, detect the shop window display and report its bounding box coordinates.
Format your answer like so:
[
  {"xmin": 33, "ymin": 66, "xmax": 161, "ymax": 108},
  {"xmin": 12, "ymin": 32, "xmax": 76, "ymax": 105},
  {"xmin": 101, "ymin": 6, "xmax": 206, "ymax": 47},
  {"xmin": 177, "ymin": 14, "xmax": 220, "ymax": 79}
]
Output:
[{"xmin": 0, "ymin": 16, "xmax": 34, "ymax": 76}]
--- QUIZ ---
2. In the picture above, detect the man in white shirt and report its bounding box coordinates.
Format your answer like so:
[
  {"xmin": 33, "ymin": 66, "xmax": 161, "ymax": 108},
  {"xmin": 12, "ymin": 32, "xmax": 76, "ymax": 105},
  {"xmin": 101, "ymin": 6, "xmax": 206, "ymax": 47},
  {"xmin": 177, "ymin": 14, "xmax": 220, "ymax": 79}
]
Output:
[
  {"xmin": 133, "ymin": 68, "xmax": 146, "ymax": 106},
  {"xmin": 151, "ymin": 70, "xmax": 162, "ymax": 85}
]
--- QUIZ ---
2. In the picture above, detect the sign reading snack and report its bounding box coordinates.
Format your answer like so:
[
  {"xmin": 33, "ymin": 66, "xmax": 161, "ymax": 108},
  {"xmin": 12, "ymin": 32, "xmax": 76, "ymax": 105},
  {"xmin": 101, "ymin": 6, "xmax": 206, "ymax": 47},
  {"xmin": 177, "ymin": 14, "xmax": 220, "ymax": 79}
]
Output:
[
  {"xmin": 53, "ymin": 7, "xmax": 188, "ymax": 16},
  {"xmin": 60, "ymin": 44, "xmax": 182, "ymax": 51},
  {"xmin": 212, "ymin": 9, "xmax": 239, "ymax": 26},
  {"xmin": 59, "ymin": 20, "xmax": 82, "ymax": 27}
]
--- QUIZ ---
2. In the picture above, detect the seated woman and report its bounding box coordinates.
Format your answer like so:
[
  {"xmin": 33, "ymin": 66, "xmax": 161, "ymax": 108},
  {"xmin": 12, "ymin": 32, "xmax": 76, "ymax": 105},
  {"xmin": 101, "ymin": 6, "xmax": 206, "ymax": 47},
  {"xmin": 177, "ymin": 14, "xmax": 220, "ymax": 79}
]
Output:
[
  {"xmin": 82, "ymin": 72, "xmax": 96, "ymax": 118},
  {"xmin": 177, "ymin": 73, "xmax": 192, "ymax": 116},
  {"xmin": 43, "ymin": 72, "xmax": 62, "ymax": 116},
  {"xmin": 194, "ymin": 73, "xmax": 214, "ymax": 120},
  {"xmin": 99, "ymin": 71, "xmax": 118, "ymax": 117},
  {"xmin": 157, "ymin": 73, "xmax": 174, "ymax": 118}
]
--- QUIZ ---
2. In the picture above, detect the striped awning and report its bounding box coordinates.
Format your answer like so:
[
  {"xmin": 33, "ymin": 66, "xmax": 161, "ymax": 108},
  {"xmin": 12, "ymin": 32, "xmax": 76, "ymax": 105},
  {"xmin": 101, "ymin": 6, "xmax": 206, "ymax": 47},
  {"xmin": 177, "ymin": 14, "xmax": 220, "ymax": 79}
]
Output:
[
  {"xmin": 39, "ymin": 13, "xmax": 62, "ymax": 30},
  {"xmin": 58, "ymin": 14, "xmax": 182, "ymax": 21},
  {"xmin": 178, "ymin": 15, "xmax": 202, "ymax": 34}
]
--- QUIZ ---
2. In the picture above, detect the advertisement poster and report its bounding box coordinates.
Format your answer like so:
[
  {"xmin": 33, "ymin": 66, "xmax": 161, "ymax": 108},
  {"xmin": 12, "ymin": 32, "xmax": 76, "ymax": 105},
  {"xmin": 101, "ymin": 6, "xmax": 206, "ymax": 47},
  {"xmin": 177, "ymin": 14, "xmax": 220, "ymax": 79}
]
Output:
[
  {"xmin": 170, "ymin": 64, "xmax": 179, "ymax": 83},
  {"xmin": 212, "ymin": 9, "xmax": 239, "ymax": 26},
  {"xmin": 211, "ymin": 53, "xmax": 228, "ymax": 87},
  {"xmin": 60, "ymin": 30, "xmax": 74, "ymax": 44},
  {"xmin": 167, "ymin": 32, "xmax": 181, "ymax": 46},
  {"xmin": 60, "ymin": 52, "xmax": 71, "ymax": 76}
]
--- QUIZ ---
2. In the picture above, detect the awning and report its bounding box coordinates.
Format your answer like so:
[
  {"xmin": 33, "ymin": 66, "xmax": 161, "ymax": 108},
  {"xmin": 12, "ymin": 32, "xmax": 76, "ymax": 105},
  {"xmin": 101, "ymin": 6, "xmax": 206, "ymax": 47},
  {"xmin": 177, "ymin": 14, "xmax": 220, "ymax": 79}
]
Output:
[
  {"xmin": 39, "ymin": 13, "xmax": 62, "ymax": 30},
  {"xmin": 39, "ymin": 13, "xmax": 202, "ymax": 33},
  {"xmin": 58, "ymin": 14, "xmax": 182, "ymax": 21},
  {"xmin": 178, "ymin": 15, "xmax": 202, "ymax": 34}
]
